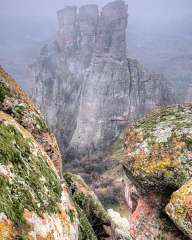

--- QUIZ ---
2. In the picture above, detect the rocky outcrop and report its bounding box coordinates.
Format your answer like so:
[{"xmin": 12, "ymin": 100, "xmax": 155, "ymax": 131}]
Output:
[
  {"xmin": 166, "ymin": 179, "xmax": 192, "ymax": 239},
  {"xmin": 64, "ymin": 172, "xmax": 112, "ymax": 239},
  {"xmin": 108, "ymin": 209, "xmax": 131, "ymax": 240},
  {"xmin": 0, "ymin": 66, "xmax": 79, "ymax": 239},
  {"xmin": 0, "ymin": 111, "xmax": 80, "ymax": 240},
  {"xmin": 0, "ymin": 66, "xmax": 63, "ymax": 175},
  {"xmin": 123, "ymin": 104, "xmax": 192, "ymax": 239},
  {"xmin": 32, "ymin": 0, "xmax": 172, "ymax": 156}
]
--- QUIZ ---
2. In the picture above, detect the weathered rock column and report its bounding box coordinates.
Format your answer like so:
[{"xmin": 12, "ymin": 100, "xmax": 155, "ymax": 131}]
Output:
[
  {"xmin": 57, "ymin": 6, "xmax": 78, "ymax": 52},
  {"xmin": 79, "ymin": 4, "xmax": 99, "ymax": 67},
  {"xmin": 96, "ymin": 0, "xmax": 128, "ymax": 60}
]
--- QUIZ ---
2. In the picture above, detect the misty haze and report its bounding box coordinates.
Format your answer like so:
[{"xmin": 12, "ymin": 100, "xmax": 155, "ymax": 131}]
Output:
[{"xmin": 0, "ymin": 0, "xmax": 192, "ymax": 239}]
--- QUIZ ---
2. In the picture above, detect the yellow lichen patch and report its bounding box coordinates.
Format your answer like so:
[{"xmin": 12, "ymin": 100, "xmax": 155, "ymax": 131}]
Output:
[
  {"xmin": 0, "ymin": 111, "xmax": 13, "ymax": 122},
  {"xmin": 58, "ymin": 205, "xmax": 69, "ymax": 224},
  {"xmin": 130, "ymin": 139, "xmax": 179, "ymax": 176},
  {"xmin": 166, "ymin": 179, "xmax": 192, "ymax": 239},
  {"xmin": 36, "ymin": 233, "xmax": 54, "ymax": 240},
  {"xmin": 123, "ymin": 105, "xmax": 192, "ymax": 191},
  {"xmin": 0, "ymin": 216, "xmax": 15, "ymax": 240}
]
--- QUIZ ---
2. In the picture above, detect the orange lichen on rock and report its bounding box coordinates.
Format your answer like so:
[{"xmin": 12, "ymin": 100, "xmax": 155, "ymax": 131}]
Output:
[
  {"xmin": 124, "ymin": 104, "xmax": 192, "ymax": 191},
  {"xmin": 166, "ymin": 179, "xmax": 192, "ymax": 239},
  {"xmin": 23, "ymin": 210, "xmax": 33, "ymax": 219},
  {"xmin": 0, "ymin": 215, "xmax": 15, "ymax": 240},
  {"xmin": 123, "ymin": 104, "xmax": 192, "ymax": 239}
]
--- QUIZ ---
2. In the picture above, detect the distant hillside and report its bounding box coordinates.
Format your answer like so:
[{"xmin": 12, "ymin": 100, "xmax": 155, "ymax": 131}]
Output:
[
  {"xmin": 128, "ymin": 18, "xmax": 192, "ymax": 102},
  {"xmin": 0, "ymin": 17, "xmax": 57, "ymax": 91}
]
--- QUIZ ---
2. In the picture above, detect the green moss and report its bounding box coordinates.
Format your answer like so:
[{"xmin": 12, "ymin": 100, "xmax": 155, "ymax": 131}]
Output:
[
  {"xmin": 63, "ymin": 172, "xmax": 76, "ymax": 193},
  {"xmin": 74, "ymin": 192, "xmax": 87, "ymax": 208},
  {"xmin": 68, "ymin": 209, "xmax": 76, "ymax": 223},
  {"xmin": 13, "ymin": 103, "xmax": 28, "ymax": 115},
  {"xmin": 64, "ymin": 173, "xmax": 98, "ymax": 239},
  {"xmin": 135, "ymin": 105, "xmax": 189, "ymax": 133},
  {"xmin": 77, "ymin": 205, "xmax": 97, "ymax": 240},
  {"xmin": 0, "ymin": 122, "xmax": 62, "ymax": 225},
  {"xmin": 64, "ymin": 172, "xmax": 110, "ymax": 239},
  {"xmin": 0, "ymin": 80, "xmax": 12, "ymax": 102},
  {"xmin": 186, "ymin": 139, "xmax": 192, "ymax": 151},
  {"xmin": 33, "ymin": 114, "xmax": 49, "ymax": 132},
  {"xmin": 14, "ymin": 235, "xmax": 28, "ymax": 240},
  {"xmin": 112, "ymin": 133, "xmax": 124, "ymax": 161}
]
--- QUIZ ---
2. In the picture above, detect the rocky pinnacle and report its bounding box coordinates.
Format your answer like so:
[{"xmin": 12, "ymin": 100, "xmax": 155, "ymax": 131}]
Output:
[{"xmin": 32, "ymin": 0, "xmax": 172, "ymax": 155}]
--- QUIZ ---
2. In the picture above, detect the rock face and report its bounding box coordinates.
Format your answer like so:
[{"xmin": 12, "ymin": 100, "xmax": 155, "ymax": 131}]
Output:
[
  {"xmin": 123, "ymin": 104, "xmax": 192, "ymax": 239},
  {"xmin": 32, "ymin": 0, "xmax": 172, "ymax": 156},
  {"xmin": 108, "ymin": 209, "xmax": 131, "ymax": 240},
  {"xmin": 64, "ymin": 172, "xmax": 112, "ymax": 240},
  {"xmin": 166, "ymin": 179, "xmax": 192, "ymax": 239},
  {"xmin": 0, "ymin": 66, "xmax": 79, "ymax": 239},
  {"xmin": 0, "ymin": 111, "xmax": 79, "ymax": 240},
  {"xmin": 0, "ymin": 66, "xmax": 63, "ymax": 175}
]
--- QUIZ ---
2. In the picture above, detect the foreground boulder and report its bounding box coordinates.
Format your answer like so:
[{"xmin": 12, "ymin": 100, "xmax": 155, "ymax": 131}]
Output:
[
  {"xmin": 123, "ymin": 104, "xmax": 192, "ymax": 239},
  {"xmin": 0, "ymin": 66, "xmax": 62, "ymax": 175},
  {"xmin": 124, "ymin": 104, "xmax": 192, "ymax": 191},
  {"xmin": 0, "ymin": 111, "xmax": 79, "ymax": 239},
  {"xmin": 0, "ymin": 66, "xmax": 79, "ymax": 239}
]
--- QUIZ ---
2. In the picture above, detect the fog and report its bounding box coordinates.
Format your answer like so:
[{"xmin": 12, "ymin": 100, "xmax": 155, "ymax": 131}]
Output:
[
  {"xmin": 1, "ymin": 0, "xmax": 192, "ymax": 97},
  {"xmin": 1, "ymin": 0, "xmax": 191, "ymax": 21}
]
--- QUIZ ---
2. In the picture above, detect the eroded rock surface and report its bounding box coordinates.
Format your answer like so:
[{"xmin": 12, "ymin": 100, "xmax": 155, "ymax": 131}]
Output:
[
  {"xmin": 108, "ymin": 209, "xmax": 131, "ymax": 240},
  {"xmin": 0, "ymin": 66, "xmax": 63, "ymax": 175},
  {"xmin": 166, "ymin": 179, "xmax": 192, "ymax": 239},
  {"xmin": 0, "ymin": 66, "xmax": 80, "ymax": 239},
  {"xmin": 64, "ymin": 172, "xmax": 112, "ymax": 240},
  {"xmin": 0, "ymin": 111, "xmax": 78, "ymax": 239},
  {"xmin": 124, "ymin": 104, "xmax": 192, "ymax": 192},
  {"xmin": 123, "ymin": 104, "xmax": 192, "ymax": 239}
]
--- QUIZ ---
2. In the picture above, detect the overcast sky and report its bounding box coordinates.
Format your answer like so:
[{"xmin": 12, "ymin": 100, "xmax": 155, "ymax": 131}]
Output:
[{"xmin": 0, "ymin": 0, "xmax": 191, "ymax": 21}]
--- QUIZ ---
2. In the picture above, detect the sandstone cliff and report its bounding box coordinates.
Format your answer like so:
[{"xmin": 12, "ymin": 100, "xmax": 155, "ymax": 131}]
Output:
[{"xmin": 32, "ymin": 0, "xmax": 172, "ymax": 157}]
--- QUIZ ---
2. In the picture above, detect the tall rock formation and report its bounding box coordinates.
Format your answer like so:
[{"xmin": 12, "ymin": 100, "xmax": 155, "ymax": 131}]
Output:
[{"xmin": 32, "ymin": 0, "xmax": 172, "ymax": 156}]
